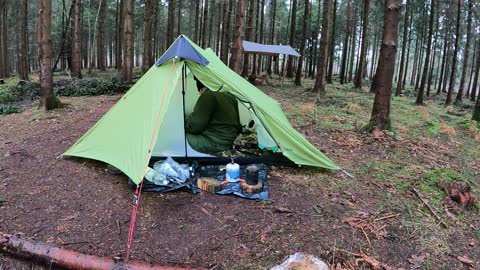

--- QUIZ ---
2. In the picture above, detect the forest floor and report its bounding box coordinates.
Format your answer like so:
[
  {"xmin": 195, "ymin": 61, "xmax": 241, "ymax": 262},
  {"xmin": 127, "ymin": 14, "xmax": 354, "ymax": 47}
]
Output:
[{"xmin": 0, "ymin": 75, "xmax": 479, "ymax": 270}]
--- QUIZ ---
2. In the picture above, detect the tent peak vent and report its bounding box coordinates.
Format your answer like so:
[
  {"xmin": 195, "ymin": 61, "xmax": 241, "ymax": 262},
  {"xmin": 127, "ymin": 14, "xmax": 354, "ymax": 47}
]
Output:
[{"xmin": 155, "ymin": 35, "xmax": 209, "ymax": 67}]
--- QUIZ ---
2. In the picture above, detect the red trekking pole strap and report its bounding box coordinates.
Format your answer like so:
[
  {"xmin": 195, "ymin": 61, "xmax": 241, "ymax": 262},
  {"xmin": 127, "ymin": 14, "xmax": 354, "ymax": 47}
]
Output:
[{"xmin": 126, "ymin": 180, "xmax": 143, "ymax": 260}]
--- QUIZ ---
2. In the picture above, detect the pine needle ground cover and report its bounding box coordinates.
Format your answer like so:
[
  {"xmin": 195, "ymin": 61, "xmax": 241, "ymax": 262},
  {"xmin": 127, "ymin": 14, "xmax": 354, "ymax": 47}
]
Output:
[{"xmin": 0, "ymin": 76, "xmax": 478, "ymax": 269}]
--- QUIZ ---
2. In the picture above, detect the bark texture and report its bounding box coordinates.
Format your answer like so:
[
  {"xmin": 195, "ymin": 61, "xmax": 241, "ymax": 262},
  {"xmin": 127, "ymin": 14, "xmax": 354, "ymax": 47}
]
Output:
[
  {"xmin": 395, "ymin": 0, "xmax": 409, "ymax": 95},
  {"xmin": 339, "ymin": 0, "xmax": 351, "ymax": 84},
  {"xmin": 446, "ymin": 0, "xmax": 461, "ymax": 105},
  {"xmin": 0, "ymin": 232, "xmax": 206, "ymax": 270},
  {"xmin": 97, "ymin": 0, "xmax": 107, "ymax": 71},
  {"xmin": 220, "ymin": 0, "xmax": 232, "ymax": 64},
  {"xmin": 470, "ymin": 42, "xmax": 480, "ymax": 102},
  {"xmin": 167, "ymin": 0, "xmax": 175, "ymax": 46},
  {"xmin": 456, "ymin": 0, "xmax": 472, "ymax": 104},
  {"xmin": 327, "ymin": 0, "xmax": 337, "ymax": 84},
  {"xmin": 313, "ymin": 0, "xmax": 331, "ymax": 94},
  {"xmin": 295, "ymin": 0, "xmax": 310, "ymax": 86},
  {"xmin": 416, "ymin": 0, "xmax": 435, "ymax": 104},
  {"xmin": 229, "ymin": 0, "xmax": 245, "ymax": 73},
  {"xmin": 72, "ymin": 0, "xmax": 82, "ymax": 79},
  {"xmin": 115, "ymin": 0, "xmax": 124, "ymax": 69},
  {"xmin": 121, "ymin": 0, "xmax": 134, "ymax": 82},
  {"xmin": 38, "ymin": 0, "xmax": 61, "ymax": 111},
  {"xmin": 201, "ymin": 0, "xmax": 209, "ymax": 48},
  {"xmin": 142, "ymin": 0, "xmax": 154, "ymax": 72},
  {"xmin": 354, "ymin": 0, "xmax": 370, "ymax": 88},
  {"xmin": 17, "ymin": 0, "xmax": 29, "ymax": 80},
  {"xmin": 369, "ymin": 0, "xmax": 401, "ymax": 131},
  {"xmin": 285, "ymin": 0, "xmax": 297, "ymax": 78},
  {"xmin": 241, "ymin": 0, "xmax": 255, "ymax": 77}
]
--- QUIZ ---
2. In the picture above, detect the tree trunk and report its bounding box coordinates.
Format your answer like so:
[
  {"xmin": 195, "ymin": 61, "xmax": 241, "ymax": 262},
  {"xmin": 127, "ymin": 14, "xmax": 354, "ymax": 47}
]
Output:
[
  {"xmin": 442, "ymin": 49, "xmax": 451, "ymax": 94},
  {"xmin": 194, "ymin": 0, "xmax": 200, "ymax": 43},
  {"xmin": 121, "ymin": 0, "xmax": 133, "ymax": 82},
  {"xmin": 285, "ymin": 0, "xmax": 297, "ymax": 78},
  {"xmin": 311, "ymin": 0, "xmax": 322, "ymax": 79},
  {"xmin": 414, "ymin": 23, "xmax": 426, "ymax": 90},
  {"xmin": 167, "ymin": 0, "xmax": 175, "ymax": 46},
  {"xmin": 354, "ymin": 0, "xmax": 369, "ymax": 88},
  {"xmin": 257, "ymin": 0, "xmax": 266, "ymax": 73},
  {"xmin": 427, "ymin": 0, "xmax": 440, "ymax": 96},
  {"xmin": 38, "ymin": 0, "xmax": 60, "ymax": 111},
  {"xmin": 327, "ymin": 0, "xmax": 337, "ymax": 84},
  {"xmin": 470, "ymin": 41, "xmax": 480, "ymax": 102},
  {"xmin": 142, "ymin": 0, "xmax": 153, "ymax": 72},
  {"xmin": 437, "ymin": 24, "xmax": 449, "ymax": 95},
  {"xmin": 369, "ymin": 30, "xmax": 379, "ymax": 81},
  {"xmin": 0, "ymin": 232, "xmax": 205, "ymax": 270},
  {"xmin": 416, "ymin": 0, "xmax": 435, "ymax": 104},
  {"xmin": 177, "ymin": 0, "xmax": 182, "ymax": 36},
  {"xmin": 17, "ymin": 0, "xmax": 29, "ymax": 80},
  {"xmin": 0, "ymin": 0, "xmax": 4, "ymax": 79},
  {"xmin": 313, "ymin": 0, "xmax": 331, "ymax": 94},
  {"xmin": 446, "ymin": 0, "xmax": 461, "ymax": 105},
  {"xmin": 348, "ymin": 5, "xmax": 358, "ymax": 82},
  {"xmin": 115, "ymin": 0, "xmax": 124, "ymax": 69},
  {"xmin": 395, "ymin": 0, "xmax": 410, "ymax": 96},
  {"xmin": 201, "ymin": 0, "xmax": 209, "ymax": 47},
  {"xmin": 0, "ymin": 0, "xmax": 9, "ymax": 77},
  {"xmin": 340, "ymin": 0, "xmax": 351, "ymax": 84},
  {"xmin": 369, "ymin": 0, "xmax": 401, "ymax": 131},
  {"xmin": 72, "ymin": 0, "xmax": 82, "ymax": 79},
  {"xmin": 97, "ymin": 0, "xmax": 107, "ymax": 71},
  {"xmin": 294, "ymin": 0, "xmax": 310, "ymax": 86},
  {"xmin": 402, "ymin": 7, "xmax": 413, "ymax": 89},
  {"xmin": 220, "ymin": 0, "xmax": 232, "ymax": 64},
  {"xmin": 241, "ymin": 0, "xmax": 255, "ymax": 77},
  {"xmin": 455, "ymin": 0, "xmax": 472, "ymax": 104},
  {"xmin": 267, "ymin": 0, "xmax": 277, "ymax": 76},
  {"xmin": 229, "ymin": 0, "xmax": 245, "ymax": 73},
  {"xmin": 466, "ymin": 39, "xmax": 476, "ymax": 97}
]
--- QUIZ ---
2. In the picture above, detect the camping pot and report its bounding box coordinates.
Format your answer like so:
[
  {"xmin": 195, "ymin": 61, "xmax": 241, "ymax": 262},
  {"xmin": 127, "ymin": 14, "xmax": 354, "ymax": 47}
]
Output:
[
  {"xmin": 226, "ymin": 160, "xmax": 240, "ymax": 182},
  {"xmin": 246, "ymin": 165, "xmax": 260, "ymax": 185}
]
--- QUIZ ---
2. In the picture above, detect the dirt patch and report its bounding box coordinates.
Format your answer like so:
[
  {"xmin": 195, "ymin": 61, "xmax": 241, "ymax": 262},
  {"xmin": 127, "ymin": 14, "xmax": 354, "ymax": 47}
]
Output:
[{"xmin": 0, "ymin": 92, "xmax": 479, "ymax": 269}]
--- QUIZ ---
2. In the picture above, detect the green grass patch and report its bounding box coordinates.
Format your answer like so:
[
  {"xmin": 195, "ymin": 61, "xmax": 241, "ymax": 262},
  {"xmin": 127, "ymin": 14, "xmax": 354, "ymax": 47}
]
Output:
[{"xmin": 416, "ymin": 168, "xmax": 463, "ymax": 206}]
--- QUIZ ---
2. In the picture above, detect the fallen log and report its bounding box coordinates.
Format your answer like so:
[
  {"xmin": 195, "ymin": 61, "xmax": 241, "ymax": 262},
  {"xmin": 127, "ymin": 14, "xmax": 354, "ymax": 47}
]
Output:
[{"xmin": 0, "ymin": 232, "xmax": 206, "ymax": 270}]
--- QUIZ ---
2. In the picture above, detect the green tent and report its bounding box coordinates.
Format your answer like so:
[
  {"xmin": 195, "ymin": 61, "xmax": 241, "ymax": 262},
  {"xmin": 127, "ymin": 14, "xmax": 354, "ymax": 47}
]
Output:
[{"xmin": 64, "ymin": 35, "xmax": 339, "ymax": 185}]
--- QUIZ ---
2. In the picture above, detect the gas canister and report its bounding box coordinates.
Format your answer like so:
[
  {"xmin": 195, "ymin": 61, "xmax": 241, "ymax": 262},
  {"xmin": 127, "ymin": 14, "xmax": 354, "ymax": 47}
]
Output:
[{"xmin": 226, "ymin": 159, "xmax": 240, "ymax": 182}]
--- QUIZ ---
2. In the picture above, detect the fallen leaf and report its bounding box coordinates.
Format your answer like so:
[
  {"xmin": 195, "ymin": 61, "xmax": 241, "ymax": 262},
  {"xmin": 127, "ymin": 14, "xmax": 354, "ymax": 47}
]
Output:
[{"xmin": 407, "ymin": 254, "xmax": 426, "ymax": 269}]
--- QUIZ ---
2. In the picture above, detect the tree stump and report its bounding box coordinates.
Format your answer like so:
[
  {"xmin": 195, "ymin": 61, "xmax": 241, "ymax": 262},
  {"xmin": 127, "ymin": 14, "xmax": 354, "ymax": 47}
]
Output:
[
  {"xmin": 197, "ymin": 177, "xmax": 222, "ymax": 193},
  {"xmin": 241, "ymin": 181, "xmax": 263, "ymax": 193}
]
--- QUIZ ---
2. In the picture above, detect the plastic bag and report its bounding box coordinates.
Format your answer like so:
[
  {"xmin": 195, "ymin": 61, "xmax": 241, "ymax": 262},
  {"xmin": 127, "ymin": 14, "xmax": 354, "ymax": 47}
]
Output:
[
  {"xmin": 152, "ymin": 157, "xmax": 189, "ymax": 183},
  {"xmin": 144, "ymin": 167, "xmax": 169, "ymax": 186}
]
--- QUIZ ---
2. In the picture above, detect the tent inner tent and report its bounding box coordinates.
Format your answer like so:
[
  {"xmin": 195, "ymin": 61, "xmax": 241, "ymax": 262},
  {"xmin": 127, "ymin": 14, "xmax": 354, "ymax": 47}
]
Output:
[{"xmin": 63, "ymin": 35, "xmax": 340, "ymax": 185}]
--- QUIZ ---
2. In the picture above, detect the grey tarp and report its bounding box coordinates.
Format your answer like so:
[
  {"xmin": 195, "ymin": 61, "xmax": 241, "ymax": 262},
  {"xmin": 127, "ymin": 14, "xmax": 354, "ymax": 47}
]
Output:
[{"xmin": 242, "ymin": 41, "xmax": 301, "ymax": 57}]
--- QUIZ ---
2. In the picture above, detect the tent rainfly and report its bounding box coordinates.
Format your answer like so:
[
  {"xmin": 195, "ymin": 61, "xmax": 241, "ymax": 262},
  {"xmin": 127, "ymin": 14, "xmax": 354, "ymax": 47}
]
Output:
[{"xmin": 64, "ymin": 35, "xmax": 339, "ymax": 186}]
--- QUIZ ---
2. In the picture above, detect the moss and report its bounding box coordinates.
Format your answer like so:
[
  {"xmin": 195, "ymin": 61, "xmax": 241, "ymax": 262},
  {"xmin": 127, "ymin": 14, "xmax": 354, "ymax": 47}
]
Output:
[
  {"xmin": 364, "ymin": 116, "xmax": 393, "ymax": 133},
  {"xmin": 38, "ymin": 95, "xmax": 63, "ymax": 111}
]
